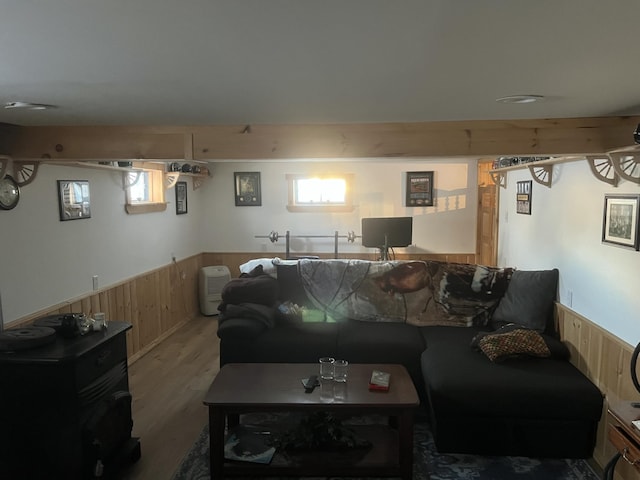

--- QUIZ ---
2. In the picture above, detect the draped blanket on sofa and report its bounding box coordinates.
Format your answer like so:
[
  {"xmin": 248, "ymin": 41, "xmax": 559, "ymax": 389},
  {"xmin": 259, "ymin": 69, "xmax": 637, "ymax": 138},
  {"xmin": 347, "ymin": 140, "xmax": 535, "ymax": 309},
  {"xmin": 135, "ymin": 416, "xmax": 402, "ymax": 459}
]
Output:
[{"xmin": 297, "ymin": 259, "xmax": 512, "ymax": 327}]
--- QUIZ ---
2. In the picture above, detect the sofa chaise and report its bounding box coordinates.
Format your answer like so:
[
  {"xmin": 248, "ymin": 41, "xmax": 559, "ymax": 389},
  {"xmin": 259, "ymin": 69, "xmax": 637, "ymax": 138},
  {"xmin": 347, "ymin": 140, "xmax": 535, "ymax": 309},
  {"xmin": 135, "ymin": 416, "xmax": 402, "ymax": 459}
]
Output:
[{"xmin": 216, "ymin": 258, "xmax": 603, "ymax": 459}]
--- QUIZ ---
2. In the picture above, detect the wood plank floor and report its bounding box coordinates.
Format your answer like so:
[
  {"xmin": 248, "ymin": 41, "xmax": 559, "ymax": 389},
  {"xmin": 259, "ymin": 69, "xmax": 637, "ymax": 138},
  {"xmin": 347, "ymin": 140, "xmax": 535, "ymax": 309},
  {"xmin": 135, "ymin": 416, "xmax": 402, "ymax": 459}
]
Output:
[{"xmin": 120, "ymin": 315, "xmax": 220, "ymax": 480}]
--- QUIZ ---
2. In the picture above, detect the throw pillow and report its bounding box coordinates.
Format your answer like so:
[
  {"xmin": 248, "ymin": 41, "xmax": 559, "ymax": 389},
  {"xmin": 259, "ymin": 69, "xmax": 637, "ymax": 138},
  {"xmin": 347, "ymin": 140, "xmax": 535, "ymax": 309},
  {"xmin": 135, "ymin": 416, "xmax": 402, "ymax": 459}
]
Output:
[
  {"xmin": 478, "ymin": 328, "xmax": 551, "ymax": 362},
  {"xmin": 471, "ymin": 322, "xmax": 570, "ymax": 360},
  {"xmin": 491, "ymin": 269, "xmax": 559, "ymax": 332}
]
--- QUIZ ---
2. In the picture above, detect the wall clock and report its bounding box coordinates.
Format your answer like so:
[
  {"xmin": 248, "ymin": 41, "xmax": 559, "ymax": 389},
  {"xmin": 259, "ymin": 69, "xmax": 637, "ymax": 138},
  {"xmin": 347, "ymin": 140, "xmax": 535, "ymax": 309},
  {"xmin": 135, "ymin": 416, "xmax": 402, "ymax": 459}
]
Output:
[{"xmin": 0, "ymin": 175, "xmax": 20, "ymax": 210}]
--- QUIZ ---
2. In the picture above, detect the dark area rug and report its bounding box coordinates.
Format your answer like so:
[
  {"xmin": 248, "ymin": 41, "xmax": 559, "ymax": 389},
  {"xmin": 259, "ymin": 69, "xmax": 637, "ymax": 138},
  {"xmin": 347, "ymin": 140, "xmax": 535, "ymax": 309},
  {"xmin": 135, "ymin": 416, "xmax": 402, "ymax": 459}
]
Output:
[{"xmin": 171, "ymin": 413, "xmax": 599, "ymax": 480}]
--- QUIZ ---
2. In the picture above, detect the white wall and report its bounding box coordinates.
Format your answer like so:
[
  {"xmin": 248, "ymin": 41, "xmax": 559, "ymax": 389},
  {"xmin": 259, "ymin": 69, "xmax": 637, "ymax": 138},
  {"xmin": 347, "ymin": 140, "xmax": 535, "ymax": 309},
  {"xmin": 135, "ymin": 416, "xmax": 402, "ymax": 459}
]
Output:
[
  {"xmin": 5, "ymin": 156, "xmax": 637, "ymax": 347},
  {"xmin": 0, "ymin": 158, "xmax": 478, "ymax": 326},
  {"xmin": 497, "ymin": 161, "xmax": 640, "ymax": 347},
  {"xmin": 200, "ymin": 158, "xmax": 477, "ymax": 256},
  {"xmin": 0, "ymin": 164, "xmax": 205, "ymax": 324}
]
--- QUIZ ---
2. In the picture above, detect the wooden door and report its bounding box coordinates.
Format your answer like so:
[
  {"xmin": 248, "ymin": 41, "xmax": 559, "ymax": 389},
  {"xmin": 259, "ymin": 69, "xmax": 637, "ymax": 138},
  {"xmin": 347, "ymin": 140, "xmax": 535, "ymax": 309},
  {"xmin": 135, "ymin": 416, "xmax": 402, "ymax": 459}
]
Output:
[{"xmin": 477, "ymin": 160, "xmax": 498, "ymax": 266}]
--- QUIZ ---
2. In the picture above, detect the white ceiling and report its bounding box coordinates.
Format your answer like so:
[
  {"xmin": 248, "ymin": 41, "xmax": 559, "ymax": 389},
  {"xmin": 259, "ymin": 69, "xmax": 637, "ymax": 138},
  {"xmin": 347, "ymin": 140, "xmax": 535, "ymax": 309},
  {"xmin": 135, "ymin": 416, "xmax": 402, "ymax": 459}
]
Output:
[{"xmin": 1, "ymin": 0, "xmax": 640, "ymax": 127}]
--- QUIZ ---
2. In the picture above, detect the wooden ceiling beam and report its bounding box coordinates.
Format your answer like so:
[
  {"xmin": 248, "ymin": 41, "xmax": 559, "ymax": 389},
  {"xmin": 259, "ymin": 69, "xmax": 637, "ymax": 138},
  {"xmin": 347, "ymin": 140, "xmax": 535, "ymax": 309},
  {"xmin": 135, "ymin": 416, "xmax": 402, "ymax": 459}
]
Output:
[
  {"xmin": 5, "ymin": 116, "xmax": 640, "ymax": 161},
  {"xmin": 0, "ymin": 123, "xmax": 20, "ymax": 156}
]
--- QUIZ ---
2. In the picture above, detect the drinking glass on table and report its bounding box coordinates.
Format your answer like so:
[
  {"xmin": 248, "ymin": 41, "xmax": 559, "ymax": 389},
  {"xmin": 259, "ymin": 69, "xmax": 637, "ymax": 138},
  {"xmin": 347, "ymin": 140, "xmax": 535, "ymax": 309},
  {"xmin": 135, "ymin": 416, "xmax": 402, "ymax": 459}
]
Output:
[
  {"xmin": 333, "ymin": 359, "xmax": 349, "ymax": 382},
  {"xmin": 319, "ymin": 357, "xmax": 335, "ymax": 380}
]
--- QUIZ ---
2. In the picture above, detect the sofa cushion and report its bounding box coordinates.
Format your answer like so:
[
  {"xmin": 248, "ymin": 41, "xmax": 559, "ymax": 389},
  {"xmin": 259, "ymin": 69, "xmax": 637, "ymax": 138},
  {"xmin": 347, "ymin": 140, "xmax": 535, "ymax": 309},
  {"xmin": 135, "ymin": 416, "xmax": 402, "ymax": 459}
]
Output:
[
  {"xmin": 217, "ymin": 316, "xmax": 269, "ymax": 341},
  {"xmin": 219, "ymin": 302, "xmax": 276, "ymax": 329},
  {"xmin": 337, "ymin": 319, "xmax": 426, "ymax": 393},
  {"xmin": 337, "ymin": 319, "xmax": 425, "ymax": 362},
  {"xmin": 491, "ymin": 268, "xmax": 559, "ymax": 332},
  {"xmin": 420, "ymin": 326, "xmax": 603, "ymax": 421},
  {"xmin": 423, "ymin": 261, "xmax": 513, "ymax": 327},
  {"xmin": 247, "ymin": 322, "xmax": 340, "ymax": 363}
]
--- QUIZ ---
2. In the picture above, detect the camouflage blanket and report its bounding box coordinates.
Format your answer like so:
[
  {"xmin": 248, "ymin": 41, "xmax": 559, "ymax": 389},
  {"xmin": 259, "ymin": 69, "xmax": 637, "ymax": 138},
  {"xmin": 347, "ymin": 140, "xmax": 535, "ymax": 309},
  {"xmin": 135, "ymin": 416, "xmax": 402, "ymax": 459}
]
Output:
[{"xmin": 297, "ymin": 259, "xmax": 512, "ymax": 327}]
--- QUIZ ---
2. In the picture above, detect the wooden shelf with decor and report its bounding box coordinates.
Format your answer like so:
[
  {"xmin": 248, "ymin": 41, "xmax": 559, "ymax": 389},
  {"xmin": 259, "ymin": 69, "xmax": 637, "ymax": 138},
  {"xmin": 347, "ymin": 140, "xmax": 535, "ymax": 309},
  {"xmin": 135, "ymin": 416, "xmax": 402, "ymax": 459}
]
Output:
[
  {"xmin": 1, "ymin": 158, "xmax": 211, "ymax": 191},
  {"xmin": 489, "ymin": 145, "xmax": 640, "ymax": 189},
  {"xmin": 164, "ymin": 163, "xmax": 210, "ymax": 190},
  {"xmin": 0, "ymin": 156, "xmax": 40, "ymax": 187}
]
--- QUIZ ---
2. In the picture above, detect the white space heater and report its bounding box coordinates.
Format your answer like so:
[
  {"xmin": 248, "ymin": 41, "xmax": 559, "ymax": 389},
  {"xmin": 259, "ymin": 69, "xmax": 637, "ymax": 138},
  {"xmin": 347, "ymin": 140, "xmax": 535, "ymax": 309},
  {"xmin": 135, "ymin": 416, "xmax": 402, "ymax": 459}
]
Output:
[{"xmin": 199, "ymin": 265, "xmax": 231, "ymax": 316}]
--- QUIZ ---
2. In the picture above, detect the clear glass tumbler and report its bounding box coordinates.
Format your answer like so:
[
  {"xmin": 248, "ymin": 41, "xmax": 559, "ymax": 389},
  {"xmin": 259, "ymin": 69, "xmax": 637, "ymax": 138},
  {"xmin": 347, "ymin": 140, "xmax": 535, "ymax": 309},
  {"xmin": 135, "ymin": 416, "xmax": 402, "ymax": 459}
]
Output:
[
  {"xmin": 333, "ymin": 359, "xmax": 349, "ymax": 382},
  {"xmin": 319, "ymin": 357, "xmax": 335, "ymax": 380}
]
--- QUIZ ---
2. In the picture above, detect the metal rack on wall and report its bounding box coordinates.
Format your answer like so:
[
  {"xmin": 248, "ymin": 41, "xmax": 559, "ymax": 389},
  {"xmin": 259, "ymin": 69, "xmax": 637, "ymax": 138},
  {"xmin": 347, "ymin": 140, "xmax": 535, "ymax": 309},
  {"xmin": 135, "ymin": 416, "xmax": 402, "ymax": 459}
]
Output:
[{"xmin": 254, "ymin": 230, "xmax": 359, "ymax": 259}]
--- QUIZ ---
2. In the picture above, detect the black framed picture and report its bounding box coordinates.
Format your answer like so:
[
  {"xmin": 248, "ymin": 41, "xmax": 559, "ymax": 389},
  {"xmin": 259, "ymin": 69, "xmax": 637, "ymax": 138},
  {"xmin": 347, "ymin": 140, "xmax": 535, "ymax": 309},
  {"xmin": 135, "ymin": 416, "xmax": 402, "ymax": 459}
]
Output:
[
  {"xmin": 516, "ymin": 180, "xmax": 532, "ymax": 215},
  {"xmin": 175, "ymin": 181, "xmax": 188, "ymax": 214},
  {"xmin": 234, "ymin": 172, "xmax": 261, "ymax": 206},
  {"xmin": 602, "ymin": 194, "xmax": 640, "ymax": 250},
  {"xmin": 57, "ymin": 180, "xmax": 91, "ymax": 221},
  {"xmin": 405, "ymin": 171, "xmax": 434, "ymax": 207}
]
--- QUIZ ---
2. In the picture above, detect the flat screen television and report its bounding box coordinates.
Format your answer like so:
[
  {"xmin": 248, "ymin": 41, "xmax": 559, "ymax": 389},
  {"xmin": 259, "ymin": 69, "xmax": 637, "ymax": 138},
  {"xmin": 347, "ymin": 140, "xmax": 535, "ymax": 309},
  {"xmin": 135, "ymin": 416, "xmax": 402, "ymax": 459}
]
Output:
[{"xmin": 361, "ymin": 217, "xmax": 413, "ymax": 260}]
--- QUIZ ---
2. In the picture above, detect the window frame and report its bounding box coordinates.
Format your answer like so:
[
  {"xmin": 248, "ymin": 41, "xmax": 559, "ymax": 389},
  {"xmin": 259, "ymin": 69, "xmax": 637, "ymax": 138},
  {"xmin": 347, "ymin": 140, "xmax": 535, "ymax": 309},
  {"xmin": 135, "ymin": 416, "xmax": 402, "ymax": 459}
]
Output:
[
  {"xmin": 286, "ymin": 173, "xmax": 354, "ymax": 213},
  {"xmin": 124, "ymin": 162, "xmax": 167, "ymax": 214}
]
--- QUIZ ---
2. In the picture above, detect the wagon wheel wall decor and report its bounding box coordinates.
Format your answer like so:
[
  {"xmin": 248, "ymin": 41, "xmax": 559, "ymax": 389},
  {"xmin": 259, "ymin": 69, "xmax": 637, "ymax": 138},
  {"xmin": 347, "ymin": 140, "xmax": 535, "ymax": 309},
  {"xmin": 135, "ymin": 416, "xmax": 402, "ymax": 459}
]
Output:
[
  {"xmin": 586, "ymin": 155, "xmax": 619, "ymax": 187},
  {"xmin": 13, "ymin": 161, "xmax": 40, "ymax": 186},
  {"xmin": 528, "ymin": 164, "xmax": 553, "ymax": 188},
  {"xmin": 610, "ymin": 152, "xmax": 640, "ymax": 185}
]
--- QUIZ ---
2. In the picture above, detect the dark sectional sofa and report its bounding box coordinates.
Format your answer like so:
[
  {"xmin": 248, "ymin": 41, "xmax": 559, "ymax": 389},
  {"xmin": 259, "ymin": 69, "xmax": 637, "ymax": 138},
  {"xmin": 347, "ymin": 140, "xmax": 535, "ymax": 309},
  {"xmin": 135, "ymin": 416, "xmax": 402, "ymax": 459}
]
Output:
[{"xmin": 216, "ymin": 258, "xmax": 604, "ymax": 459}]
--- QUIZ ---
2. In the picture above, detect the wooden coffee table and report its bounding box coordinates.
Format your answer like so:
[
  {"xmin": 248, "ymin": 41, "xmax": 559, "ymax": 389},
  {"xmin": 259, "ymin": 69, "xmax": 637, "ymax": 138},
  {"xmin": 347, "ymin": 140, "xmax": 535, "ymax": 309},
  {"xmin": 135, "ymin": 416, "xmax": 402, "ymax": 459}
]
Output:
[{"xmin": 203, "ymin": 362, "xmax": 420, "ymax": 479}]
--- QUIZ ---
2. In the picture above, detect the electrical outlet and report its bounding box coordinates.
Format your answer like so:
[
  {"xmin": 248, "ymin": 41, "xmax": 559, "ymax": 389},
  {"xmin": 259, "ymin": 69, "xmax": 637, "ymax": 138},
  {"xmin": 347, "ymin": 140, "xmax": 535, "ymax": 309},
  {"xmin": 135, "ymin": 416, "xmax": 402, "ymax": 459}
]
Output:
[
  {"xmin": 92, "ymin": 275, "xmax": 99, "ymax": 291},
  {"xmin": 567, "ymin": 290, "xmax": 573, "ymax": 308},
  {"xmin": 171, "ymin": 252, "xmax": 176, "ymax": 262}
]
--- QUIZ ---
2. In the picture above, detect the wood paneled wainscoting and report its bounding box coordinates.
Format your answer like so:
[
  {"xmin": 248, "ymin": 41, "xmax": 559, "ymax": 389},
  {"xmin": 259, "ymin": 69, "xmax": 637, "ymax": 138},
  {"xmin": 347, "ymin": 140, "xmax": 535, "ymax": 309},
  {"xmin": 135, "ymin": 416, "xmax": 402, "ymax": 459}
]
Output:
[
  {"xmin": 557, "ymin": 303, "xmax": 640, "ymax": 480},
  {"xmin": 9, "ymin": 254, "xmax": 204, "ymax": 364},
  {"xmin": 7, "ymin": 251, "xmax": 476, "ymax": 363}
]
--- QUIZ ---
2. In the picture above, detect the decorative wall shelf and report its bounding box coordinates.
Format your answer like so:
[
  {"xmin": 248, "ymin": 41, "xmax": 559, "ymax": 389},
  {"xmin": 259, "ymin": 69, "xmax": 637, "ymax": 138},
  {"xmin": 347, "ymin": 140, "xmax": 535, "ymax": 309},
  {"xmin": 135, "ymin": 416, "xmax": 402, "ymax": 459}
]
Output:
[
  {"xmin": 610, "ymin": 148, "xmax": 640, "ymax": 184},
  {"xmin": 45, "ymin": 160, "xmax": 147, "ymax": 173},
  {"xmin": 40, "ymin": 160, "xmax": 210, "ymax": 190},
  {"xmin": 0, "ymin": 156, "xmax": 9, "ymax": 180},
  {"xmin": 164, "ymin": 171, "xmax": 209, "ymax": 190},
  {"xmin": 0, "ymin": 156, "xmax": 40, "ymax": 187},
  {"xmin": 489, "ymin": 145, "xmax": 640, "ymax": 188}
]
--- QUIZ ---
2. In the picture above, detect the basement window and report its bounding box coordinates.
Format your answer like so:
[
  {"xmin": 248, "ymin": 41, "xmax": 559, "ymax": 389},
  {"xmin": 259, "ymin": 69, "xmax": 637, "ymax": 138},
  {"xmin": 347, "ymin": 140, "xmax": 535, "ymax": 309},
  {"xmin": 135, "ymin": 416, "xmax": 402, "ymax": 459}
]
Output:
[
  {"xmin": 286, "ymin": 173, "xmax": 354, "ymax": 212},
  {"xmin": 125, "ymin": 164, "xmax": 167, "ymax": 214}
]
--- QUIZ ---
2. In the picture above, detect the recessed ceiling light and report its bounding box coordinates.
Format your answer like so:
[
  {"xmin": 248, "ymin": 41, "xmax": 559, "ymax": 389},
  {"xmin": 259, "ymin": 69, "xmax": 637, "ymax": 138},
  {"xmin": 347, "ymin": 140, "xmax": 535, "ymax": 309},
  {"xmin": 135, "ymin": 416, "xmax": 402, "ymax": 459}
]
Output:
[
  {"xmin": 495, "ymin": 95, "xmax": 545, "ymax": 104},
  {"xmin": 4, "ymin": 101, "xmax": 56, "ymax": 110}
]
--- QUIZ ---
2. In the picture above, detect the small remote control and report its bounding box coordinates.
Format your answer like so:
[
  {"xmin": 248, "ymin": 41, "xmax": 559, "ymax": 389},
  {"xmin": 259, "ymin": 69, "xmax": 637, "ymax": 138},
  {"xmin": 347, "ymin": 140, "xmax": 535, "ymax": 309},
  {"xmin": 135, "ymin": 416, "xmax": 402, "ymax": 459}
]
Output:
[{"xmin": 304, "ymin": 375, "xmax": 318, "ymax": 392}]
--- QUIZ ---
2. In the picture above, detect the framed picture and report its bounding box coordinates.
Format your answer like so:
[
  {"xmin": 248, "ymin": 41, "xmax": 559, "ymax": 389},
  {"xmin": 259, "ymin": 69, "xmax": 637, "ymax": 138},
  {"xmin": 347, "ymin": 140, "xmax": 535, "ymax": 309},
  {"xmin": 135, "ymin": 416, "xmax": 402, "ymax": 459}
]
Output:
[
  {"xmin": 234, "ymin": 172, "xmax": 261, "ymax": 206},
  {"xmin": 405, "ymin": 171, "xmax": 434, "ymax": 207},
  {"xmin": 57, "ymin": 180, "xmax": 91, "ymax": 221},
  {"xmin": 602, "ymin": 194, "xmax": 640, "ymax": 249},
  {"xmin": 516, "ymin": 180, "xmax": 532, "ymax": 215},
  {"xmin": 175, "ymin": 181, "xmax": 188, "ymax": 214}
]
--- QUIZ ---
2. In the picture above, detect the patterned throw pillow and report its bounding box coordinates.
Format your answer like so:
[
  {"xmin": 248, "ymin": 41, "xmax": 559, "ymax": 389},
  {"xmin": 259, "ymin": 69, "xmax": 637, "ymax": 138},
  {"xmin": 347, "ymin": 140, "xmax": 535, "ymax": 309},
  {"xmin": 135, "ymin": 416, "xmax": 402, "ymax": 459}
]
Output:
[{"xmin": 478, "ymin": 328, "xmax": 551, "ymax": 362}]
